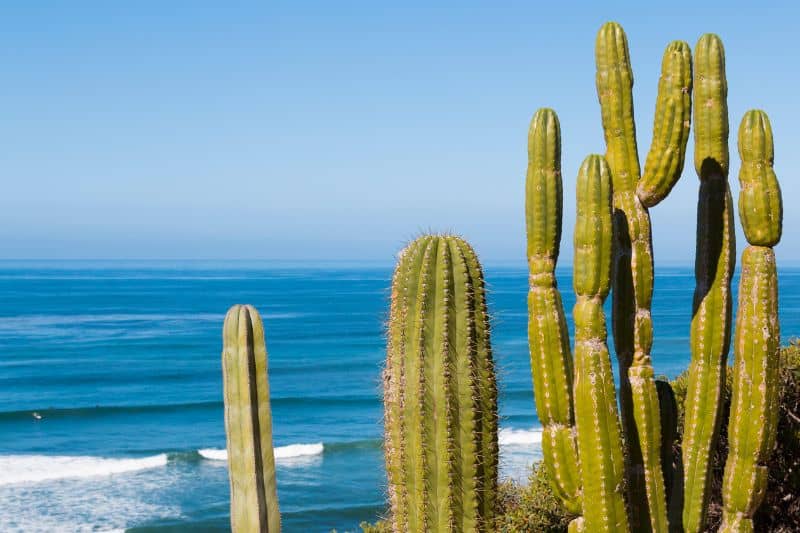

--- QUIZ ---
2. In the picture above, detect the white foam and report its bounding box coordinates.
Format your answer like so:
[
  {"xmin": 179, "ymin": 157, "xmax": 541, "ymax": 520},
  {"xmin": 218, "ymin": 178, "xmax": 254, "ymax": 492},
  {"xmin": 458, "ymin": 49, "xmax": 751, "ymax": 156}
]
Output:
[
  {"xmin": 499, "ymin": 427, "xmax": 543, "ymax": 446},
  {"xmin": 275, "ymin": 442, "xmax": 323, "ymax": 459},
  {"xmin": 199, "ymin": 442, "xmax": 324, "ymax": 463},
  {"xmin": 198, "ymin": 448, "xmax": 228, "ymax": 461},
  {"xmin": 0, "ymin": 454, "xmax": 168, "ymax": 486}
]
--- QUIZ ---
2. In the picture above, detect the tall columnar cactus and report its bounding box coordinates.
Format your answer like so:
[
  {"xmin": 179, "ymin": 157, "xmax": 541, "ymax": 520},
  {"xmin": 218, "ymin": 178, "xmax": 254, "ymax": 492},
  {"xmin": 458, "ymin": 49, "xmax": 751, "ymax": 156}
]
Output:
[
  {"xmin": 525, "ymin": 108, "xmax": 582, "ymax": 521},
  {"xmin": 572, "ymin": 155, "xmax": 629, "ymax": 532},
  {"xmin": 383, "ymin": 235, "xmax": 498, "ymax": 532},
  {"xmin": 222, "ymin": 304, "xmax": 281, "ymax": 533},
  {"xmin": 595, "ymin": 22, "xmax": 691, "ymax": 532},
  {"xmin": 719, "ymin": 110, "xmax": 783, "ymax": 533},
  {"xmin": 682, "ymin": 33, "xmax": 736, "ymax": 533}
]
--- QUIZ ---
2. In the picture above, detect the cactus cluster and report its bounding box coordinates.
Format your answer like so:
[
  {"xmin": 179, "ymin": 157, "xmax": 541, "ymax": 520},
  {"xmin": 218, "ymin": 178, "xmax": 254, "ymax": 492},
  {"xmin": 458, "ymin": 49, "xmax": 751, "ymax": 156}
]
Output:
[
  {"xmin": 217, "ymin": 20, "xmax": 784, "ymax": 533},
  {"xmin": 527, "ymin": 21, "xmax": 783, "ymax": 533}
]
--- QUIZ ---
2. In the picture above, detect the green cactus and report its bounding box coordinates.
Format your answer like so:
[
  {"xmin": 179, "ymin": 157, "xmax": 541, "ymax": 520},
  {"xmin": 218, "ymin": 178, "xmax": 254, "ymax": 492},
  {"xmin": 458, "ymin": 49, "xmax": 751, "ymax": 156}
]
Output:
[
  {"xmin": 637, "ymin": 41, "xmax": 693, "ymax": 208},
  {"xmin": 682, "ymin": 33, "xmax": 736, "ymax": 533},
  {"xmin": 595, "ymin": 21, "xmax": 684, "ymax": 532},
  {"xmin": 525, "ymin": 108, "xmax": 581, "ymax": 518},
  {"xmin": 719, "ymin": 110, "xmax": 783, "ymax": 533},
  {"xmin": 572, "ymin": 154, "xmax": 630, "ymax": 532},
  {"xmin": 383, "ymin": 235, "xmax": 498, "ymax": 532},
  {"xmin": 222, "ymin": 304, "xmax": 281, "ymax": 533}
]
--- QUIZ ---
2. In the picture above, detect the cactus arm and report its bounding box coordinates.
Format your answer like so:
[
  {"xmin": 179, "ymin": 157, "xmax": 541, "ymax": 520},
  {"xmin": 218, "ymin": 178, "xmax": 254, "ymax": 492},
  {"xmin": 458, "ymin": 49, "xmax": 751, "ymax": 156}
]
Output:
[
  {"xmin": 629, "ymin": 366, "xmax": 669, "ymax": 532},
  {"xmin": 682, "ymin": 34, "xmax": 736, "ymax": 533},
  {"xmin": 719, "ymin": 110, "xmax": 783, "ymax": 533},
  {"xmin": 596, "ymin": 22, "xmax": 664, "ymax": 531},
  {"xmin": 637, "ymin": 41, "xmax": 693, "ymax": 207},
  {"xmin": 222, "ymin": 305, "xmax": 281, "ymax": 533},
  {"xmin": 525, "ymin": 108, "xmax": 582, "ymax": 515},
  {"xmin": 572, "ymin": 155, "xmax": 630, "ymax": 532},
  {"xmin": 384, "ymin": 235, "xmax": 498, "ymax": 532}
]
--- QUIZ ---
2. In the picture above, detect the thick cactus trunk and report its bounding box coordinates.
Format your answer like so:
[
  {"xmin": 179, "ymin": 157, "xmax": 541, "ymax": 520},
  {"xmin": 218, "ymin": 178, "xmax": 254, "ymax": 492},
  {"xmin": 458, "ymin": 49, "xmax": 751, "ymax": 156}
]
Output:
[
  {"xmin": 525, "ymin": 108, "xmax": 582, "ymax": 517},
  {"xmin": 719, "ymin": 110, "xmax": 783, "ymax": 533},
  {"xmin": 383, "ymin": 235, "xmax": 498, "ymax": 532},
  {"xmin": 682, "ymin": 34, "xmax": 735, "ymax": 533},
  {"xmin": 572, "ymin": 155, "xmax": 630, "ymax": 532},
  {"xmin": 222, "ymin": 305, "xmax": 281, "ymax": 533}
]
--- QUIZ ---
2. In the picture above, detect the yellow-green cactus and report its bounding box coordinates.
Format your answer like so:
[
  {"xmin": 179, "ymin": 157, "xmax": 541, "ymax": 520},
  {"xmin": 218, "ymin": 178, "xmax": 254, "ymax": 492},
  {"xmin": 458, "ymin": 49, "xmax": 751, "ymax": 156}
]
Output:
[
  {"xmin": 222, "ymin": 305, "xmax": 281, "ymax": 533},
  {"xmin": 572, "ymin": 155, "xmax": 630, "ymax": 532},
  {"xmin": 525, "ymin": 108, "xmax": 582, "ymax": 518},
  {"xmin": 595, "ymin": 21, "xmax": 679, "ymax": 532},
  {"xmin": 736, "ymin": 110, "xmax": 783, "ymax": 247},
  {"xmin": 383, "ymin": 235, "xmax": 498, "ymax": 532},
  {"xmin": 637, "ymin": 41, "xmax": 693, "ymax": 207},
  {"xmin": 682, "ymin": 33, "xmax": 736, "ymax": 533},
  {"xmin": 719, "ymin": 111, "xmax": 783, "ymax": 533}
]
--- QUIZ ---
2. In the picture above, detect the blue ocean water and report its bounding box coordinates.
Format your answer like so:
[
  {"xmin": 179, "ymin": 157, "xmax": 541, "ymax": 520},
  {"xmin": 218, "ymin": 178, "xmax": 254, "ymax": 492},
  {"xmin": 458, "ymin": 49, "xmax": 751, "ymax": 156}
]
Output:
[{"xmin": 0, "ymin": 261, "xmax": 798, "ymax": 532}]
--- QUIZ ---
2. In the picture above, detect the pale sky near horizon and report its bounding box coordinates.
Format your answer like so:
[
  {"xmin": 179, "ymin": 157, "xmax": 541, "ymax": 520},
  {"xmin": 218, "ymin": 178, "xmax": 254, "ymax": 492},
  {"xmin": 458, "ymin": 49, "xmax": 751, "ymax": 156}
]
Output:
[{"xmin": 1, "ymin": 1, "xmax": 798, "ymax": 264}]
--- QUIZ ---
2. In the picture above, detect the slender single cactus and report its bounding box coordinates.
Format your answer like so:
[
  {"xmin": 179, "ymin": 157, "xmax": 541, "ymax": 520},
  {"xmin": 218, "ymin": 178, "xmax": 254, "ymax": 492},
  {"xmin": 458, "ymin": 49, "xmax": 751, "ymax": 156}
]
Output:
[
  {"xmin": 595, "ymin": 22, "xmax": 688, "ymax": 532},
  {"xmin": 222, "ymin": 304, "xmax": 281, "ymax": 533},
  {"xmin": 719, "ymin": 110, "xmax": 783, "ymax": 533},
  {"xmin": 682, "ymin": 33, "xmax": 736, "ymax": 533},
  {"xmin": 525, "ymin": 108, "xmax": 582, "ymax": 520},
  {"xmin": 572, "ymin": 155, "xmax": 630, "ymax": 532},
  {"xmin": 383, "ymin": 235, "xmax": 498, "ymax": 532}
]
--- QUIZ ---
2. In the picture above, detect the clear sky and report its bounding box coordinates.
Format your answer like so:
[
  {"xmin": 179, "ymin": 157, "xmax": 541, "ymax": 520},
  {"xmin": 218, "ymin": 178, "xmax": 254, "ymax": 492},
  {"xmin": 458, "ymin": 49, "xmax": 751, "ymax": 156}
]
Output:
[{"xmin": 2, "ymin": 1, "xmax": 798, "ymax": 264}]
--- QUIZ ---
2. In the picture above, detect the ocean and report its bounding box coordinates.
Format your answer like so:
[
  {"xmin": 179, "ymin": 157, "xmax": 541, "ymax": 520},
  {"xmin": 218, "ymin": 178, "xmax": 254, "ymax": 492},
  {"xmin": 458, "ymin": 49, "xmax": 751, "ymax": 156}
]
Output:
[{"xmin": 1, "ymin": 261, "xmax": 798, "ymax": 532}]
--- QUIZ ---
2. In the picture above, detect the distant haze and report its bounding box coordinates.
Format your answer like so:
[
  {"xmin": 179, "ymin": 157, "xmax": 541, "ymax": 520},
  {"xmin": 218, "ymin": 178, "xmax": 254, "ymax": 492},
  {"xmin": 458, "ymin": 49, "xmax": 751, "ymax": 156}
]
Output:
[{"xmin": 2, "ymin": 2, "xmax": 798, "ymax": 264}]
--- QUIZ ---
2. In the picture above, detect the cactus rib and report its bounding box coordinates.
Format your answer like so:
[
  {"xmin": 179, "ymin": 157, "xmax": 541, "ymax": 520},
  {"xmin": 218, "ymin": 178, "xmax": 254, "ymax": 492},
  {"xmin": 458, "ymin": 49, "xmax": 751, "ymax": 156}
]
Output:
[{"xmin": 222, "ymin": 305, "xmax": 281, "ymax": 533}]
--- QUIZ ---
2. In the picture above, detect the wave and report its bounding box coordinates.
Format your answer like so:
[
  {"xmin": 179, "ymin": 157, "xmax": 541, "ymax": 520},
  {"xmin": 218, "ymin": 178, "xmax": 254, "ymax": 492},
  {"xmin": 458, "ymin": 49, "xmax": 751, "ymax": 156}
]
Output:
[
  {"xmin": 499, "ymin": 427, "xmax": 543, "ymax": 446},
  {"xmin": 199, "ymin": 442, "xmax": 324, "ymax": 462},
  {"xmin": 0, "ymin": 453, "xmax": 167, "ymax": 486}
]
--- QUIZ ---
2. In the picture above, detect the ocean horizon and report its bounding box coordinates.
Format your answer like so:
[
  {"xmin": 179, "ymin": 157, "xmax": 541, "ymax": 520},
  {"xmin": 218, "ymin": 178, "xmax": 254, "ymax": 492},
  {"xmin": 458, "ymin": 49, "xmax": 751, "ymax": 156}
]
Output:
[{"xmin": 1, "ymin": 260, "xmax": 798, "ymax": 532}]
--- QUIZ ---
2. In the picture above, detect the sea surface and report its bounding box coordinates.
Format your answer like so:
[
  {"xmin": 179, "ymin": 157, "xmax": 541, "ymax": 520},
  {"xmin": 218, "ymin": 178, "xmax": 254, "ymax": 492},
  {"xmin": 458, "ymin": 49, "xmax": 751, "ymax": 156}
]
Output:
[{"xmin": 1, "ymin": 261, "xmax": 798, "ymax": 532}]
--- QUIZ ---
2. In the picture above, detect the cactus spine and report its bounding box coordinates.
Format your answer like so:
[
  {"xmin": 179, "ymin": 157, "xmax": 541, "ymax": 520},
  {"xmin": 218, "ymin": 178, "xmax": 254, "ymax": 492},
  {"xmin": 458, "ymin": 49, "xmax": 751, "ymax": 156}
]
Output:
[
  {"xmin": 719, "ymin": 111, "xmax": 783, "ymax": 533},
  {"xmin": 682, "ymin": 33, "xmax": 736, "ymax": 533},
  {"xmin": 384, "ymin": 235, "xmax": 498, "ymax": 532},
  {"xmin": 222, "ymin": 304, "xmax": 281, "ymax": 533},
  {"xmin": 572, "ymin": 155, "xmax": 630, "ymax": 532},
  {"xmin": 596, "ymin": 22, "xmax": 681, "ymax": 532},
  {"xmin": 525, "ymin": 108, "xmax": 582, "ymax": 519}
]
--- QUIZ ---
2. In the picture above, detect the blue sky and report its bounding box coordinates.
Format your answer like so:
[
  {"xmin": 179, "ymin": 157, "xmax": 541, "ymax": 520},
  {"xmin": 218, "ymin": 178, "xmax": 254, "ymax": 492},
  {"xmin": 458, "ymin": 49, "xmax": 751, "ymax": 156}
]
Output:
[{"xmin": 1, "ymin": 1, "xmax": 798, "ymax": 264}]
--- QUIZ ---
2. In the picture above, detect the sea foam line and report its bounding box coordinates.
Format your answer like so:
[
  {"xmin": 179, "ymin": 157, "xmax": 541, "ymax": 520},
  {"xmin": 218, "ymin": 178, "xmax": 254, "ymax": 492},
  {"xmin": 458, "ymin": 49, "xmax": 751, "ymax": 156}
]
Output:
[
  {"xmin": 0, "ymin": 453, "xmax": 168, "ymax": 486},
  {"xmin": 199, "ymin": 442, "xmax": 324, "ymax": 462}
]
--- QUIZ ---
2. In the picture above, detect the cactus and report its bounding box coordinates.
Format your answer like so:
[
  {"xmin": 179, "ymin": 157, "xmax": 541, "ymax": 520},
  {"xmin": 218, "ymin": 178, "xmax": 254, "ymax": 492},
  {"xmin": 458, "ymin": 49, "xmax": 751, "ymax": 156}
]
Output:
[
  {"xmin": 682, "ymin": 33, "xmax": 736, "ymax": 533},
  {"xmin": 637, "ymin": 41, "xmax": 693, "ymax": 207},
  {"xmin": 525, "ymin": 108, "xmax": 582, "ymax": 519},
  {"xmin": 222, "ymin": 304, "xmax": 281, "ymax": 533},
  {"xmin": 383, "ymin": 234, "xmax": 498, "ymax": 532},
  {"xmin": 572, "ymin": 155, "xmax": 630, "ymax": 532},
  {"xmin": 719, "ymin": 110, "xmax": 783, "ymax": 533},
  {"xmin": 595, "ymin": 21, "xmax": 688, "ymax": 532}
]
